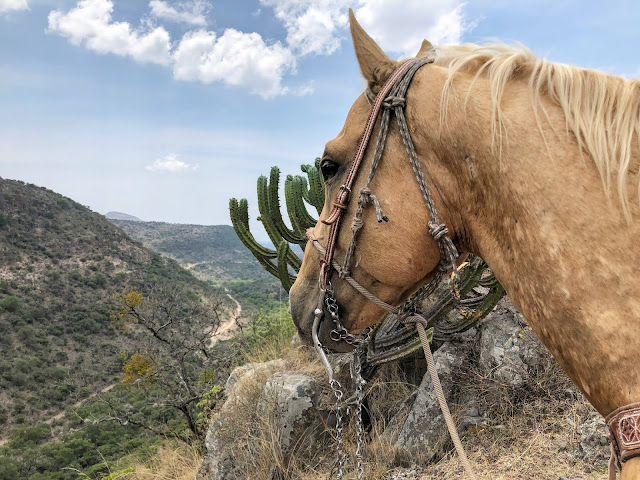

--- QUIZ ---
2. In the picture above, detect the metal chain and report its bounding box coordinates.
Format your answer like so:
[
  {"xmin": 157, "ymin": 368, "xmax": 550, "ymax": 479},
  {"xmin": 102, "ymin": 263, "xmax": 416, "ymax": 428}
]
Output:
[
  {"xmin": 326, "ymin": 289, "xmax": 368, "ymax": 347},
  {"xmin": 353, "ymin": 339, "xmax": 368, "ymax": 480},
  {"xmin": 321, "ymin": 289, "xmax": 370, "ymax": 480},
  {"xmin": 328, "ymin": 377, "xmax": 346, "ymax": 480}
]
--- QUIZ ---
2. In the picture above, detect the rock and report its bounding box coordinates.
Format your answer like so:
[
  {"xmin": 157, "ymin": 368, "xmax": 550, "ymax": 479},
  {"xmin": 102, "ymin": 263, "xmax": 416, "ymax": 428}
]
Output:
[
  {"xmin": 578, "ymin": 411, "xmax": 610, "ymax": 469},
  {"xmin": 257, "ymin": 373, "xmax": 323, "ymax": 452},
  {"xmin": 197, "ymin": 359, "xmax": 285, "ymax": 480},
  {"xmin": 224, "ymin": 359, "xmax": 285, "ymax": 395},
  {"xmin": 478, "ymin": 298, "xmax": 548, "ymax": 387},
  {"xmin": 390, "ymin": 342, "xmax": 467, "ymax": 459},
  {"xmin": 196, "ymin": 418, "xmax": 237, "ymax": 480}
]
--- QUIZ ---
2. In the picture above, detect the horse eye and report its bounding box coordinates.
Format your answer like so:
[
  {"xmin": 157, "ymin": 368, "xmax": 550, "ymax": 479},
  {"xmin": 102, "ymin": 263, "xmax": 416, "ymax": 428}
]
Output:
[{"xmin": 320, "ymin": 161, "xmax": 339, "ymax": 181}]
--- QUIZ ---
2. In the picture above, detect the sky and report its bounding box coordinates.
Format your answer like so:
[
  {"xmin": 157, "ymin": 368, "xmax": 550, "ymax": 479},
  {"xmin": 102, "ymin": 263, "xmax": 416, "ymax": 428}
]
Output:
[{"xmin": 1, "ymin": 0, "xmax": 640, "ymax": 242}]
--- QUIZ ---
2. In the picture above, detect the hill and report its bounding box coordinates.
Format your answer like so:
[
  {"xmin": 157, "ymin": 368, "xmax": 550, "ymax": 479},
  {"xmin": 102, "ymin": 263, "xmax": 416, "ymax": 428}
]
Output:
[
  {"xmin": 109, "ymin": 220, "xmax": 271, "ymax": 281},
  {"xmin": 105, "ymin": 211, "xmax": 141, "ymax": 221},
  {"xmin": 0, "ymin": 178, "xmax": 227, "ymax": 431}
]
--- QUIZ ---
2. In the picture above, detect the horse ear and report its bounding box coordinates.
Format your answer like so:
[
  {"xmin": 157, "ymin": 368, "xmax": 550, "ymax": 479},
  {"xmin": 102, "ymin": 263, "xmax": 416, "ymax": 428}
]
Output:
[
  {"xmin": 416, "ymin": 39, "xmax": 434, "ymax": 58},
  {"xmin": 349, "ymin": 9, "xmax": 397, "ymax": 91}
]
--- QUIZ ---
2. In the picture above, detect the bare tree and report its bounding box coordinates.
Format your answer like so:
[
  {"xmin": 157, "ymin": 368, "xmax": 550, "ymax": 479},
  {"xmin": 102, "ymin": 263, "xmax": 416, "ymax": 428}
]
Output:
[{"xmin": 104, "ymin": 284, "xmax": 227, "ymax": 442}]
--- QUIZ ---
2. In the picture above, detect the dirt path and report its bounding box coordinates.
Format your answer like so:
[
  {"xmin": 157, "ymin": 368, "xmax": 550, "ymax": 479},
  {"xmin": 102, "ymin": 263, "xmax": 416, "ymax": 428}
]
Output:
[{"xmin": 209, "ymin": 291, "xmax": 242, "ymax": 345}]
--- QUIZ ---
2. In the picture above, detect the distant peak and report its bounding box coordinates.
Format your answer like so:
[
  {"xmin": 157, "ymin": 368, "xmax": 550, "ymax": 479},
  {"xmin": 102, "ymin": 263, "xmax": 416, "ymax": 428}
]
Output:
[{"xmin": 105, "ymin": 211, "xmax": 142, "ymax": 222}]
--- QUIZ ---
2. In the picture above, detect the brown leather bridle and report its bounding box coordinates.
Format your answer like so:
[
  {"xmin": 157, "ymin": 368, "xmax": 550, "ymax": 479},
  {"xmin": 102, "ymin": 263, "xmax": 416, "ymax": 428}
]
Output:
[
  {"xmin": 317, "ymin": 58, "xmax": 417, "ymax": 289},
  {"xmin": 312, "ymin": 54, "xmax": 460, "ymax": 305}
]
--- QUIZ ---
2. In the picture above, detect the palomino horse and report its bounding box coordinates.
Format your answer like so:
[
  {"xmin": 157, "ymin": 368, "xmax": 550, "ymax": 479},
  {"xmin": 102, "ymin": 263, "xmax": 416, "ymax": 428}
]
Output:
[{"xmin": 289, "ymin": 10, "xmax": 640, "ymax": 480}]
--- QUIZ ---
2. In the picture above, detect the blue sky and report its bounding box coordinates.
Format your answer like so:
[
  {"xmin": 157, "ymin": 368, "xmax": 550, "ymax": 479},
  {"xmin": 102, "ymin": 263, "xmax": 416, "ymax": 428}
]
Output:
[{"xmin": 1, "ymin": 0, "xmax": 640, "ymax": 241}]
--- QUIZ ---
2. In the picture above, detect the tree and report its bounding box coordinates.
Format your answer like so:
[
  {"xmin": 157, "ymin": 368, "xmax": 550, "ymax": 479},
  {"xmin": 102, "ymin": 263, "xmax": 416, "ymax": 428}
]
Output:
[{"xmin": 101, "ymin": 284, "xmax": 227, "ymax": 443}]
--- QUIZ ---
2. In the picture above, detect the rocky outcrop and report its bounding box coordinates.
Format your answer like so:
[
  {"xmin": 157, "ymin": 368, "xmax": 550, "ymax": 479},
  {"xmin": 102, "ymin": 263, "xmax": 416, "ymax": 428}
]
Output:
[
  {"xmin": 197, "ymin": 360, "xmax": 286, "ymax": 480},
  {"xmin": 389, "ymin": 342, "xmax": 465, "ymax": 459},
  {"xmin": 477, "ymin": 299, "xmax": 548, "ymax": 387},
  {"xmin": 256, "ymin": 373, "xmax": 323, "ymax": 452},
  {"xmin": 198, "ymin": 297, "xmax": 610, "ymax": 478}
]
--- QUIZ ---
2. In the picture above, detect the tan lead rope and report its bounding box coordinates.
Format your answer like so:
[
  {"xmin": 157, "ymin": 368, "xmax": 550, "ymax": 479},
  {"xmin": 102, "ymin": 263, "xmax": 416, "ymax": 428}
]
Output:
[
  {"xmin": 416, "ymin": 320, "xmax": 478, "ymax": 480},
  {"xmin": 306, "ymin": 230, "xmax": 478, "ymax": 479}
]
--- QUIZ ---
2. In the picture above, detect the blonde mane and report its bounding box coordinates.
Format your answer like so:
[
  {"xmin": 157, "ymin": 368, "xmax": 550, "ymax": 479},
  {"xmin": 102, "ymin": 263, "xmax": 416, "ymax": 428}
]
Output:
[{"xmin": 434, "ymin": 43, "xmax": 640, "ymax": 221}]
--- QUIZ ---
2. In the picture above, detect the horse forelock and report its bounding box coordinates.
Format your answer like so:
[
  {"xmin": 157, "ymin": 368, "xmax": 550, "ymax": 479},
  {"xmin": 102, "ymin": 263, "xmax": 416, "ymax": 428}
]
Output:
[{"xmin": 433, "ymin": 43, "xmax": 640, "ymax": 222}]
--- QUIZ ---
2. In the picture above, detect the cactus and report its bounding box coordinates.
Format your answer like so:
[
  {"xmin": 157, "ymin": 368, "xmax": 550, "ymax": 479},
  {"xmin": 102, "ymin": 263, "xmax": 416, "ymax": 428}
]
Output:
[
  {"xmin": 229, "ymin": 164, "xmax": 324, "ymax": 292},
  {"xmin": 229, "ymin": 198, "xmax": 279, "ymax": 278}
]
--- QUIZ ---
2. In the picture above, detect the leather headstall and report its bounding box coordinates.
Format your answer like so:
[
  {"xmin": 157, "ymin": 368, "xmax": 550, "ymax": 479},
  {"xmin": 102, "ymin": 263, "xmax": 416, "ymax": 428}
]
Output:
[
  {"xmin": 318, "ymin": 58, "xmax": 417, "ymax": 288},
  {"xmin": 607, "ymin": 402, "xmax": 640, "ymax": 465}
]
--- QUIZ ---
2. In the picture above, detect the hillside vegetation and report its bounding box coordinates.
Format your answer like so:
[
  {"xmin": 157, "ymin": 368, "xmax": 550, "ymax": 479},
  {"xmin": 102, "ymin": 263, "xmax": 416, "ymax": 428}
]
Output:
[{"xmin": 0, "ymin": 178, "xmax": 227, "ymax": 430}]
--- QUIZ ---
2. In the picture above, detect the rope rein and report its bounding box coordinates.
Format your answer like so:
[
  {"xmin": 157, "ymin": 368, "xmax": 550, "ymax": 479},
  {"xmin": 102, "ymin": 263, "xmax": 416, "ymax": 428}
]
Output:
[{"xmin": 309, "ymin": 56, "xmax": 477, "ymax": 479}]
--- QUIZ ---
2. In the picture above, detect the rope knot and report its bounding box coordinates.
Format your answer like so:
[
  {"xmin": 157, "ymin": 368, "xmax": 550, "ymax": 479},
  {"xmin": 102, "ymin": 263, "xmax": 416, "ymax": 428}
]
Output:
[
  {"xmin": 382, "ymin": 96, "xmax": 406, "ymax": 109},
  {"xmin": 401, "ymin": 314, "xmax": 429, "ymax": 330},
  {"xmin": 360, "ymin": 187, "xmax": 389, "ymax": 222},
  {"xmin": 428, "ymin": 221, "xmax": 449, "ymax": 240}
]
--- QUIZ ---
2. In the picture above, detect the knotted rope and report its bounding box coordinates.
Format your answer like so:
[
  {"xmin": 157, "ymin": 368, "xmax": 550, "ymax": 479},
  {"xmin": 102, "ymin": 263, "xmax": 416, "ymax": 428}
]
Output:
[{"xmin": 341, "ymin": 55, "xmax": 461, "ymax": 293}]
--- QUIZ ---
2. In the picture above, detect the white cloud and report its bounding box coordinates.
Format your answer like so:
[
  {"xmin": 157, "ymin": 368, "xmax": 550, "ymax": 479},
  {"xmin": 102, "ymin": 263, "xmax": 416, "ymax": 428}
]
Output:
[
  {"xmin": 260, "ymin": 0, "xmax": 349, "ymax": 56},
  {"xmin": 46, "ymin": 0, "xmax": 467, "ymax": 98},
  {"xmin": 0, "ymin": 0, "xmax": 28, "ymax": 14},
  {"xmin": 47, "ymin": 0, "xmax": 171, "ymax": 65},
  {"xmin": 149, "ymin": 0, "xmax": 209, "ymax": 27},
  {"xmin": 172, "ymin": 28, "xmax": 296, "ymax": 98},
  {"xmin": 355, "ymin": 0, "xmax": 467, "ymax": 57},
  {"xmin": 260, "ymin": 0, "xmax": 468, "ymax": 58},
  {"xmin": 48, "ymin": 0, "xmax": 298, "ymax": 98},
  {"xmin": 145, "ymin": 154, "xmax": 199, "ymax": 173}
]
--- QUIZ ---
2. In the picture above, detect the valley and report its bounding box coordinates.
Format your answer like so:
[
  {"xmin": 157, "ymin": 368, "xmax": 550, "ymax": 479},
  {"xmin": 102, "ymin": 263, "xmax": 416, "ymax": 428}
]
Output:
[{"xmin": 0, "ymin": 177, "xmax": 286, "ymax": 480}]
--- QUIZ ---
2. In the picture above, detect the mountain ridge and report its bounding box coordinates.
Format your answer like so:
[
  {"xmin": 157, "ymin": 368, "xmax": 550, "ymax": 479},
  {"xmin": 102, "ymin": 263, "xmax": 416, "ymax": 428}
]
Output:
[{"xmin": 109, "ymin": 219, "xmax": 271, "ymax": 281}]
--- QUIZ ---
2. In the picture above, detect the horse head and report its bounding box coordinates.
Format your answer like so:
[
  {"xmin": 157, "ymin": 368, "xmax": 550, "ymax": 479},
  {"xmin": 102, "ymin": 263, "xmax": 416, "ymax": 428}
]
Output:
[{"xmin": 289, "ymin": 11, "xmax": 456, "ymax": 352}]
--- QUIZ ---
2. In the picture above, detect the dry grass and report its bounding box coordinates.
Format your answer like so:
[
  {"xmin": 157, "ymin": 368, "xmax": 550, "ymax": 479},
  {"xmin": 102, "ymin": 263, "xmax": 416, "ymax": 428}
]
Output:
[
  {"xmin": 414, "ymin": 397, "xmax": 607, "ymax": 480},
  {"xmin": 102, "ymin": 442, "xmax": 201, "ymax": 480},
  {"xmin": 138, "ymin": 335, "xmax": 611, "ymax": 480}
]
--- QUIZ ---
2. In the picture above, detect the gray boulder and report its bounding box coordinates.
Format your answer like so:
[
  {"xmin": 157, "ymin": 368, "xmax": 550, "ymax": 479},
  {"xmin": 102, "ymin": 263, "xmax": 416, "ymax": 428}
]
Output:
[
  {"xmin": 257, "ymin": 372, "xmax": 323, "ymax": 452},
  {"xmin": 197, "ymin": 359, "xmax": 285, "ymax": 480},
  {"xmin": 391, "ymin": 342, "xmax": 466, "ymax": 459},
  {"xmin": 478, "ymin": 298, "xmax": 548, "ymax": 387}
]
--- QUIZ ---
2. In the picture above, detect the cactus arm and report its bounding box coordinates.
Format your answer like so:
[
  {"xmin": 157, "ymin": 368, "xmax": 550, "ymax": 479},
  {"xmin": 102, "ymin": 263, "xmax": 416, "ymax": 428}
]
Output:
[
  {"xmin": 229, "ymin": 198, "xmax": 279, "ymax": 276},
  {"xmin": 291, "ymin": 176, "xmax": 319, "ymax": 230},
  {"xmin": 284, "ymin": 175, "xmax": 309, "ymax": 240},
  {"xmin": 277, "ymin": 240, "xmax": 296, "ymax": 292},
  {"xmin": 238, "ymin": 198, "xmax": 250, "ymax": 229},
  {"xmin": 267, "ymin": 167, "xmax": 306, "ymax": 245},
  {"xmin": 257, "ymin": 173, "xmax": 302, "ymax": 271},
  {"xmin": 257, "ymin": 175, "xmax": 287, "ymax": 248},
  {"xmin": 300, "ymin": 174, "xmax": 313, "ymax": 205},
  {"xmin": 301, "ymin": 160, "xmax": 325, "ymax": 215}
]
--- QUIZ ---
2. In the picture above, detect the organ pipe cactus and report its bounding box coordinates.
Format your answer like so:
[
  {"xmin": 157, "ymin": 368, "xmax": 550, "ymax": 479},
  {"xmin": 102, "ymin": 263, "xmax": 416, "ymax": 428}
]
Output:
[{"xmin": 229, "ymin": 160, "xmax": 324, "ymax": 292}]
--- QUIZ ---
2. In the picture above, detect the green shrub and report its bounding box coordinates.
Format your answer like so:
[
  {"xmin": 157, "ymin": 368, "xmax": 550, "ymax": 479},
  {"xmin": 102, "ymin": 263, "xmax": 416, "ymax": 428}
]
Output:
[{"xmin": 0, "ymin": 295, "xmax": 21, "ymax": 312}]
